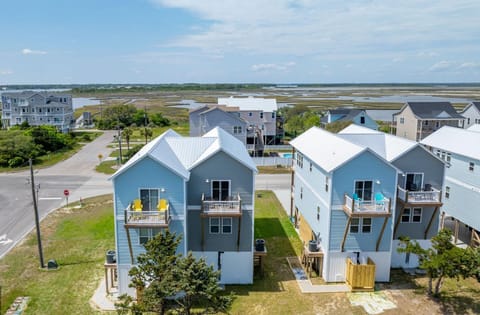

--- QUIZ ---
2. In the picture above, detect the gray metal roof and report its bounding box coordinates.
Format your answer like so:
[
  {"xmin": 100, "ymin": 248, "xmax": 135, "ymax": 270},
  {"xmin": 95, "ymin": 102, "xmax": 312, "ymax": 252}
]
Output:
[
  {"xmin": 404, "ymin": 102, "xmax": 464, "ymax": 119},
  {"xmin": 1, "ymin": 91, "xmax": 71, "ymax": 98}
]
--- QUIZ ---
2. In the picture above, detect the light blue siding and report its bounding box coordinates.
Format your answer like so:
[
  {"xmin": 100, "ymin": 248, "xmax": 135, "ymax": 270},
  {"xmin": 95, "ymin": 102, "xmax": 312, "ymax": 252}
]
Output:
[
  {"xmin": 113, "ymin": 156, "xmax": 186, "ymax": 265},
  {"xmin": 330, "ymin": 151, "xmax": 397, "ymax": 252},
  {"xmin": 352, "ymin": 113, "xmax": 378, "ymax": 130}
]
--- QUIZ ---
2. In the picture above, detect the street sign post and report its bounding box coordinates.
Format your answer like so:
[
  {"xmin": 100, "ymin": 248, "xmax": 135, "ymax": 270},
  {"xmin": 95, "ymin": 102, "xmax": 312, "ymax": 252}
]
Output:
[{"xmin": 64, "ymin": 189, "xmax": 70, "ymax": 207}]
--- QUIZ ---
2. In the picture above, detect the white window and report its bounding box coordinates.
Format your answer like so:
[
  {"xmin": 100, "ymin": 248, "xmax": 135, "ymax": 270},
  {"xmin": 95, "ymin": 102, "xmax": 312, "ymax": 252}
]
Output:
[
  {"xmin": 272, "ymin": 112, "xmax": 275, "ymax": 119},
  {"xmin": 248, "ymin": 112, "xmax": 252, "ymax": 117},
  {"xmin": 233, "ymin": 126, "xmax": 242, "ymax": 134},
  {"xmin": 424, "ymin": 120, "xmax": 429, "ymax": 126},
  {"xmin": 210, "ymin": 217, "xmax": 232, "ymax": 234},
  {"xmin": 362, "ymin": 218, "xmax": 372, "ymax": 233},
  {"xmin": 260, "ymin": 112, "xmax": 264, "ymax": 119},
  {"xmin": 469, "ymin": 162, "xmax": 474, "ymax": 171},
  {"xmin": 212, "ymin": 180, "xmax": 230, "ymax": 200},
  {"xmin": 300, "ymin": 187, "xmax": 303, "ymax": 199},
  {"xmin": 296, "ymin": 152, "xmax": 304, "ymax": 168},
  {"xmin": 309, "ymin": 162, "xmax": 312, "ymax": 172},
  {"xmin": 222, "ymin": 218, "xmax": 232, "ymax": 234},
  {"xmin": 317, "ymin": 206, "xmax": 320, "ymax": 221},
  {"xmin": 350, "ymin": 218, "xmax": 372, "ymax": 233},
  {"xmin": 360, "ymin": 116, "xmax": 365, "ymax": 124},
  {"xmin": 400, "ymin": 117, "xmax": 405, "ymax": 124},
  {"xmin": 401, "ymin": 208, "xmax": 422, "ymax": 223},
  {"xmin": 405, "ymin": 173, "xmax": 423, "ymax": 191},
  {"xmin": 435, "ymin": 121, "xmax": 440, "ymax": 128},
  {"xmin": 325, "ymin": 176, "xmax": 329, "ymax": 192},
  {"xmin": 139, "ymin": 228, "xmax": 162, "ymax": 245},
  {"xmin": 140, "ymin": 188, "xmax": 159, "ymax": 211},
  {"xmin": 354, "ymin": 180, "xmax": 373, "ymax": 201},
  {"xmin": 210, "ymin": 218, "xmax": 220, "ymax": 234}
]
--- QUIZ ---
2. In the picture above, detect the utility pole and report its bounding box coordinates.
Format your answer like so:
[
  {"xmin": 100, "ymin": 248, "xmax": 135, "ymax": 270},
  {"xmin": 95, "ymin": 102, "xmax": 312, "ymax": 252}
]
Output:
[
  {"xmin": 144, "ymin": 106, "xmax": 148, "ymax": 144},
  {"xmin": 117, "ymin": 125, "xmax": 123, "ymax": 164},
  {"xmin": 29, "ymin": 159, "xmax": 44, "ymax": 269}
]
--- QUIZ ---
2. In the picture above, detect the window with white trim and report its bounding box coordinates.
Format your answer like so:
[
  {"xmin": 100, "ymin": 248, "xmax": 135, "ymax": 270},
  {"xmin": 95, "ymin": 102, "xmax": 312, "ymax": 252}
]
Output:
[
  {"xmin": 325, "ymin": 176, "xmax": 329, "ymax": 192},
  {"xmin": 309, "ymin": 162, "xmax": 312, "ymax": 172},
  {"xmin": 445, "ymin": 186, "xmax": 450, "ymax": 199},
  {"xmin": 401, "ymin": 208, "xmax": 422, "ymax": 223},
  {"xmin": 469, "ymin": 162, "xmax": 474, "ymax": 171},
  {"xmin": 260, "ymin": 112, "xmax": 264, "ymax": 119},
  {"xmin": 210, "ymin": 218, "xmax": 220, "ymax": 234},
  {"xmin": 139, "ymin": 228, "xmax": 162, "ymax": 245},
  {"xmin": 222, "ymin": 218, "xmax": 232, "ymax": 234},
  {"xmin": 317, "ymin": 206, "xmax": 320, "ymax": 221},
  {"xmin": 296, "ymin": 152, "xmax": 304, "ymax": 168},
  {"xmin": 350, "ymin": 218, "xmax": 372, "ymax": 233},
  {"xmin": 210, "ymin": 217, "xmax": 232, "ymax": 234},
  {"xmin": 400, "ymin": 117, "xmax": 405, "ymax": 124},
  {"xmin": 233, "ymin": 126, "xmax": 242, "ymax": 134}
]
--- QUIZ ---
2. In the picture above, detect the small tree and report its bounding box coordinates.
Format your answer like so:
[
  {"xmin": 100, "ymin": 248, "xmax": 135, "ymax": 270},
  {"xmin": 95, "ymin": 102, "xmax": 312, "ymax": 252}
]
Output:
[
  {"xmin": 398, "ymin": 229, "xmax": 480, "ymax": 296},
  {"xmin": 140, "ymin": 127, "xmax": 153, "ymax": 144},
  {"xmin": 174, "ymin": 252, "xmax": 233, "ymax": 315}
]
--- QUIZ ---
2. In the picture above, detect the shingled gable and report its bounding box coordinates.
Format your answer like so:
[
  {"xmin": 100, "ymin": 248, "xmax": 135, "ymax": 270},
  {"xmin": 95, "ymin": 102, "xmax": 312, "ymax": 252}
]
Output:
[{"xmin": 396, "ymin": 102, "xmax": 464, "ymax": 120}]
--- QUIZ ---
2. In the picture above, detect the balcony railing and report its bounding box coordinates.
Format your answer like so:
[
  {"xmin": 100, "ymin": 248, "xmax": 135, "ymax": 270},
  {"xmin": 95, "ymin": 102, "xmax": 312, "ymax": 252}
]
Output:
[
  {"xmin": 201, "ymin": 193, "xmax": 242, "ymax": 216},
  {"xmin": 124, "ymin": 204, "xmax": 170, "ymax": 228},
  {"xmin": 343, "ymin": 194, "xmax": 391, "ymax": 217},
  {"xmin": 397, "ymin": 186, "xmax": 442, "ymax": 204}
]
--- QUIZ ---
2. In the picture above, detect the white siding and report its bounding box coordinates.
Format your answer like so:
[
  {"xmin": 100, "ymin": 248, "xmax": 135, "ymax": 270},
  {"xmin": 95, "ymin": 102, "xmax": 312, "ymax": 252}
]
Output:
[
  {"xmin": 192, "ymin": 251, "xmax": 253, "ymax": 284},
  {"xmin": 327, "ymin": 251, "xmax": 391, "ymax": 282},
  {"xmin": 391, "ymin": 239, "xmax": 431, "ymax": 269}
]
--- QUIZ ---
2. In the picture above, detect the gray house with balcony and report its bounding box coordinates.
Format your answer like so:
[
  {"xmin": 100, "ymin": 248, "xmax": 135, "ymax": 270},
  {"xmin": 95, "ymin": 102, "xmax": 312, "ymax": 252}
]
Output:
[
  {"xmin": 110, "ymin": 127, "xmax": 257, "ymax": 296},
  {"xmin": 1, "ymin": 91, "xmax": 74, "ymax": 132},
  {"xmin": 339, "ymin": 124, "xmax": 445, "ymax": 268}
]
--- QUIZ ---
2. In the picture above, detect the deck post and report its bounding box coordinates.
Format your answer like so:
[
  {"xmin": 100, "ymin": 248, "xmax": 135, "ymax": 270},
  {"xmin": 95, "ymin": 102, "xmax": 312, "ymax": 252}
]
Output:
[
  {"xmin": 376, "ymin": 217, "xmax": 389, "ymax": 251},
  {"xmin": 454, "ymin": 219, "xmax": 459, "ymax": 244},
  {"xmin": 125, "ymin": 226, "xmax": 134, "ymax": 265},
  {"xmin": 290, "ymin": 148, "xmax": 295, "ymax": 219},
  {"xmin": 237, "ymin": 216, "xmax": 242, "ymax": 251},
  {"xmin": 393, "ymin": 207, "xmax": 405, "ymax": 239},
  {"xmin": 341, "ymin": 217, "xmax": 352, "ymax": 252},
  {"xmin": 201, "ymin": 216, "xmax": 205, "ymax": 251},
  {"xmin": 424, "ymin": 206, "xmax": 439, "ymax": 239}
]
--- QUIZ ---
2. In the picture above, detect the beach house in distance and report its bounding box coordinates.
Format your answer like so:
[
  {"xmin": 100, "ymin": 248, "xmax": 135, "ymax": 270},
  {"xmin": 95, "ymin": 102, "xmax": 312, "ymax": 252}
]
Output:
[
  {"xmin": 320, "ymin": 108, "xmax": 378, "ymax": 130},
  {"xmin": 393, "ymin": 101, "xmax": 465, "ymax": 141},
  {"xmin": 289, "ymin": 125, "xmax": 444, "ymax": 285},
  {"xmin": 1, "ymin": 91, "xmax": 74, "ymax": 132},
  {"xmin": 459, "ymin": 102, "xmax": 480, "ymax": 129},
  {"xmin": 110, "ymin": 127, "xmax": 257, "ymax": 296}
]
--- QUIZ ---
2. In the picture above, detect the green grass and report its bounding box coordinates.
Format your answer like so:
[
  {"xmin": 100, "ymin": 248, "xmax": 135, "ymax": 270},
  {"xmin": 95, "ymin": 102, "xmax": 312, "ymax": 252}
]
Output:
[
  {"xmin": 0, "ymin": 195, "xmax": 115, "ymax": 315},
  {"xmin": 257, "ymin": 165, "xmax": 292, "ymax": 174},
  {"xmin": 95, "ymin": 160, "xmax": 117, "ymax": 175}
]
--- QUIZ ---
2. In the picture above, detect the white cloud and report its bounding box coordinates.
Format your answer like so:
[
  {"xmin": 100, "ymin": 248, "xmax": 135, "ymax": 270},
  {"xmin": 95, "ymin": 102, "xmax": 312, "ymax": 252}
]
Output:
[
  {"xmin": 429, "ymin": 60, "xmax": 455, "ymax": 72},
  {"xmin": 0, "ymin": 70, "xmax": 13, "ymax": 75},
  {"xmin": 251, "ymin": 62, "xmax": 296, "ymax": 72},
  {"xmin": 22, "ymin": 48, "xmax": 47, "ymax": 55},
  {"xmin": 151, "ymin": 0, "xmax": 480, "ymax": 58},
  {"xmin": 458, "ymin": 62, "xmax": 480, "ymax": 69}
]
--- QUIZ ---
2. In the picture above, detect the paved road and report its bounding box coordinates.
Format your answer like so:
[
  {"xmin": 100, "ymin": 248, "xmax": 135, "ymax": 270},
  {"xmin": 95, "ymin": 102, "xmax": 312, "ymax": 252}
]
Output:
[
  {"xmin": 0, "ymin": 133, "xmax": 291, "ymax": 259},
  {"xmin": 0, "ymin": 131, "xmax": 116, "ymax": 258}
]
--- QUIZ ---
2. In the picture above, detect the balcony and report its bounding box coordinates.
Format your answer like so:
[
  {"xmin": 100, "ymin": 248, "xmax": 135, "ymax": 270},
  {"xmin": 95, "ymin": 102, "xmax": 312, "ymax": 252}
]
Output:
[
  {"xmin": 343, "ymin": 194, "xmax": 391, "ymax": 217},
  {"xmin": 124, "ymin": 204, "xmax": 170, "ymax": 228},
  {"xmin": 397, "ymin": 186, "xmax": 442, "ymax": 206},
  {"xmin": 201, "ymin": 193, "xmax": 242, "ymax": 217}
]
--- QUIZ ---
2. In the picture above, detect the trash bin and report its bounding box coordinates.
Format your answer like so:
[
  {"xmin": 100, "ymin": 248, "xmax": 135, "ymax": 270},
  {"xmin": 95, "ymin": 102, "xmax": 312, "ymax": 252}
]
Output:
[
  {"xmin": 47, "ymin": 259, "xmax": 58, "ymax": 270},
  {"xmin": 255, "ymin": 239, "xmax": 265, "ymax": 252},
  {"xmin": 106, "ymin": 250, "xmax": 116, "ymax": 263},
  {"xmin": 309, "ymin": 240, "xmax": 318, "ymax": 252}
]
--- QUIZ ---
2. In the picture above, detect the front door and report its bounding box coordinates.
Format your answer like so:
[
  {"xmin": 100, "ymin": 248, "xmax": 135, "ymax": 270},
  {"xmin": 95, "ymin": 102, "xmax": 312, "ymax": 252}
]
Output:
[
  {"xmin": 405, "ymin": 173, "xmax": 423, "ymax": 191},
  {"xmin": 140, "ymin": 188, "xmax": 159, "ymax": 211},
  {"xmin": 354, "ymin": 180, "xmax": 373, "ymax": 201}
]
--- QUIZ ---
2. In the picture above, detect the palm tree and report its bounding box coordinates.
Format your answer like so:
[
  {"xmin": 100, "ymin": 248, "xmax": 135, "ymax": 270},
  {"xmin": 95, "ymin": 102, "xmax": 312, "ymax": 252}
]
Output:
[{"xmin": 122, "ymin": 127, "xmax": 133, "ymax": 151}]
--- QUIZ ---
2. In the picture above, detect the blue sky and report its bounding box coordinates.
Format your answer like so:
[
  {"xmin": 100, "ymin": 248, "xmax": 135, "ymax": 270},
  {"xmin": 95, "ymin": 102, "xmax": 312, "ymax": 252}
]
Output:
[{"xmin": 1, "ymin": 0, "xmax": 479, "ymax": 84}]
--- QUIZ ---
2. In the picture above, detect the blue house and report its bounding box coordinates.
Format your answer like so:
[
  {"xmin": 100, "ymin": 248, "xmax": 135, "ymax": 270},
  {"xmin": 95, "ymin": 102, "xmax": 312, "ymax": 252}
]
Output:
[
  {"xmin": 290, "ymin": 127, "xmax": 398, "ymax": 283},
  {"xmin": 421, "ymin": 126, "xmax": 480, "ymax": 247},
  {"xmin": 339, "ymin": 125, "xmax": 445, "ymax": 268},
  {"xmin": 320, "ymin": 108, "xmax": 378, "ymax": 130},
  {"xmin": 111, "ymin": 127, "xmax": 257, "ymax": 295}
]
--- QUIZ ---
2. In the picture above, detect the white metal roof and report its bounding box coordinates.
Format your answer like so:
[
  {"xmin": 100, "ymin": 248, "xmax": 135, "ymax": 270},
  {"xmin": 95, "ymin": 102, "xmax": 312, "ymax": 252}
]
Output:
[
  {"xmin": 217, "ymin": 96, "xmax": 277, "ymax": 112},
  {"xmin": 111, "ymin": 127, "xmax": 257, "ymax": 180},
  {"xmin": 338, "ymin": 124, "xmax": 418, "ymax": 162},
  {"xmin": 290, "ymin": 127, "xmax": 366, "ymax": 172},
  {"xmin": 467, "ymin": 124, "xmax": 480, "ymax": 133},
  {"xmin": 421, "ymin": 126, "xmax": 480, "ymax": 161}
]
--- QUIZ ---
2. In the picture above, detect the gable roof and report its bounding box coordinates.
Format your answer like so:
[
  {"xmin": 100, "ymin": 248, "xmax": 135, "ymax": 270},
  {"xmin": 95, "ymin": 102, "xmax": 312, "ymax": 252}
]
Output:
[
  {"xmin": 110, "ymin": 127, "xmax": 257, "ymax": 180},
  {"xmin": 290, "ymin": 127, "xmax": 367, "ymax": 172},
  {"xmin": 338, "ymin": 124, "xmax": 420, "ymax": 162},
  {"xmin": 421, "ymin": 126, "xmax": 480, "ymax": 161},
  {"xmin": 322, "ymin": 108, "xmax": 366, "ymax": 123},
  {"xmin": 218, "ymin": 96, "xmax": 277, "ymax": 112},
  {"xmin": 460, "ymin": 101, "xmax": 480, "ymax": 114},
  {"xmin": 396, "ymin": 102, "xmax": 464, "ymax": 120},
  {"xmin": 198, "ymin": 107, "xmax": 247, "ymax": 124}
]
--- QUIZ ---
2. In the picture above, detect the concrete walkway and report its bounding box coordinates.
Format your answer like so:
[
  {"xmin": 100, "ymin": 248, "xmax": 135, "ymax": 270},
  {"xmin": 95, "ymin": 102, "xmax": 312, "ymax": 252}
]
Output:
[{"xmin": 90, "ymin": 279, "xmax": 117, "ymax": 311}]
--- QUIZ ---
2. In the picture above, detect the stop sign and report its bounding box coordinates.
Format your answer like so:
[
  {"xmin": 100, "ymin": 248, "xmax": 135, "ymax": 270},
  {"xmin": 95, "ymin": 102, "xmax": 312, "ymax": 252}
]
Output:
[{"xmin": 64, "ymin": 189, "xmax": 70, "ymax": 196}]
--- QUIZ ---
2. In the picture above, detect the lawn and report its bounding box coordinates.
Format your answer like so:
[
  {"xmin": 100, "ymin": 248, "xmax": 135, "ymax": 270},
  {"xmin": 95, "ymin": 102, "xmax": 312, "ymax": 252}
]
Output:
[
  {"xmin": 1, "ymin": 191, "xmax": 479, "ymax": 314},
  {"xmin": 0, "ymin": 195, "xmax": 115, "ymax": 315}
]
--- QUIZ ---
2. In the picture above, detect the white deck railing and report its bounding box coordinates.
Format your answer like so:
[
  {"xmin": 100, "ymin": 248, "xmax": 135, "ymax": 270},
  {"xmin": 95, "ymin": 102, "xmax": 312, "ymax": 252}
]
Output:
[
  {"xmin": 397, "ymin": 186, "xmax": 441, "ymax": 203},
  {"xmin": 201, "ymin": 193, "xmax": 241, "ymax": 215},
  {"xmin": 344, "ymin": 194, "xmax": 391, "ymax": 214},
  {"xmin": 125, "ymin": 205, "xmax": 170, "ymax": 226}
]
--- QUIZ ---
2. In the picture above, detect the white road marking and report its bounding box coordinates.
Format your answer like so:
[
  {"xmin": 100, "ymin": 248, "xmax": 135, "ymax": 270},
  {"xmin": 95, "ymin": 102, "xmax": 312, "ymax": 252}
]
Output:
[{"xmin": 0, "ymin": 234, "xmax": 13, "ymax": 246}]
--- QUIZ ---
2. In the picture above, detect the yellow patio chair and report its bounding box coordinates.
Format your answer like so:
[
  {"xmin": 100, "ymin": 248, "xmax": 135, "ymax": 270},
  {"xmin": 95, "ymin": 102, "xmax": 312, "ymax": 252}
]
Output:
[
  {"xmin": 133, "ymin": 199, "xmax": 143, "ymax": 212},
  {"xmin": 157, "ymin": 199, "xmax": 168, "ymax": 212}
]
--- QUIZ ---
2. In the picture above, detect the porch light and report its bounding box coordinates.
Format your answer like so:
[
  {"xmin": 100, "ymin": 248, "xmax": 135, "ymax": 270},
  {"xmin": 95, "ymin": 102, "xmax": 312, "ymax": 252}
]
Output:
[
  {"xmin": 160, "ymin": 188, "xmax": 165, "ymax": 193},
  {"xmin": 205, "ymin": 179, "xmax": 210, "ymax": 183}
]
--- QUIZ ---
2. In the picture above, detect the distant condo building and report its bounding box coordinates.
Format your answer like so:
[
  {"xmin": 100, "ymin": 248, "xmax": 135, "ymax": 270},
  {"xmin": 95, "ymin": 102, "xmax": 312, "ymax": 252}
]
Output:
[{"xmin": 1, "ymin": 91, "xmax": 74, "ymax": 132}]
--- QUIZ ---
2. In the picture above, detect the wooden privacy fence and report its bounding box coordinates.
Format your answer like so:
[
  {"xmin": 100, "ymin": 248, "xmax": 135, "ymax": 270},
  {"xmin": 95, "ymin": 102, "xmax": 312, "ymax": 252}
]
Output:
[{"xmin": 346, "ymin": 257, "xmax": 376, "ymax": 291}]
